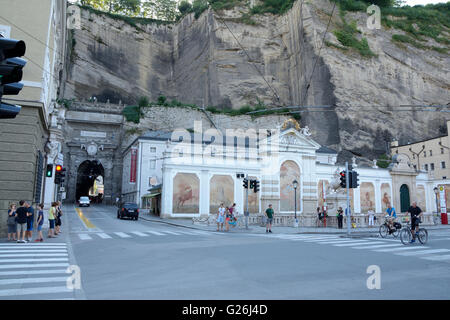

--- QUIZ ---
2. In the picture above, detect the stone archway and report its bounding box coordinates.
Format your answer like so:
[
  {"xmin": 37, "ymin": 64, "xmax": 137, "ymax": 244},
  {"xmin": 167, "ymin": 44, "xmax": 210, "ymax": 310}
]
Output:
[
  {"xmin": 76, "ymin": 160, "xmax": 104, "ymax": 202},
  {"xmin": 400, "ymin": 184, "xmax": 410, "ymax": 213},
  {"xmin": 280, "ymin": 160, "xmax": 300, "ymax": 212}
]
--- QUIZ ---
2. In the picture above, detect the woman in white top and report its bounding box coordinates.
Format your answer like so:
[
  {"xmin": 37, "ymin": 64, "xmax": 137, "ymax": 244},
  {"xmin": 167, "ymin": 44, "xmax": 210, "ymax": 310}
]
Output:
[
  {"xmin": 217, "ymin": 203, "xmax": 225, "ymax": 232},
  {"xmin": 368, "ymin": 209, "xmax": 375, "ymax": 227}
]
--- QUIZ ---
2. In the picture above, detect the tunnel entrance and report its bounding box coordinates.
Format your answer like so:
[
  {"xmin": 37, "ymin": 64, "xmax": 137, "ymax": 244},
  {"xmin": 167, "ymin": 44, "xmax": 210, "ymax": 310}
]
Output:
[{"xmin": 76, "ymin": 160, "xmax": 105, "ymax": 203}]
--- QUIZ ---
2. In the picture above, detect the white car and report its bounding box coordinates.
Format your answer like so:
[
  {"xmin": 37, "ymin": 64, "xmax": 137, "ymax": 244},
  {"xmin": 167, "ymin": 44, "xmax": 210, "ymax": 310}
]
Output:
[{"xmin": 78, "ymin": 196, "xmax": 90, "ymax": 207}]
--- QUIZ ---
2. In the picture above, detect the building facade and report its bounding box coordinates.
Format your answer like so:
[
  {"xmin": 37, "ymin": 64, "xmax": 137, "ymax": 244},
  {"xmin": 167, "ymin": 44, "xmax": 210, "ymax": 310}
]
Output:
[
  {"xmin": 0, "ymin": 0, "xmax": 67, "ymax": 234},
  {"xmin": 122, "ymin": 120, "xmax": 442, "ymax": 225}
]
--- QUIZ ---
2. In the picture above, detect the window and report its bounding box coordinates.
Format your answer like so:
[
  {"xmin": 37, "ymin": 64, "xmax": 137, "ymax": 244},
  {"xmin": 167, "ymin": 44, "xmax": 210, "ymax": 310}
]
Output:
[
  {"xmin": 424, "ymin": 164, "xmax": 428, "ymax": 171},
  {"xmin": 429, "ymin": 150, "xmax": 432, "ymax": 156},
  {"xmin": 150, "ymin": 147, "xmax": 156, "ymax": 153},
  {"xmin": 150, "ymin": 160, "xmax": 156, "ymax": 169},
  {"xmin": 431, "ymin": 163, "xmax": 435, "ymax": 171},
  {"xmin": 412, "ymin": 154, "xmax": 415, "ymax": 159},
  {"xmin": 442, "ymin": 161, "xmax": 446, "ymax": 169},
  {"xmin": 413, "ymin": 165, "xmax": 417, "ymax": 170},
  {"xmin": 443, "ymin": 176, "xmax": 447, "ymax": 180},
  {"xmin": 423, "ymin": 151, "xmax": 426, "ymax": 157},
  {"xmin": 441, "ymin": 148, "xmax": 445, "ymax": 154}
]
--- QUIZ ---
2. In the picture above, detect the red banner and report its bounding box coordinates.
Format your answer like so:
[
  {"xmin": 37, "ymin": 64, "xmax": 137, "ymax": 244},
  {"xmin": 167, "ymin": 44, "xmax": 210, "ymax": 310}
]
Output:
[{"xmin": 130, "ymin": 148, "xmax": 138, "ymax": 183}]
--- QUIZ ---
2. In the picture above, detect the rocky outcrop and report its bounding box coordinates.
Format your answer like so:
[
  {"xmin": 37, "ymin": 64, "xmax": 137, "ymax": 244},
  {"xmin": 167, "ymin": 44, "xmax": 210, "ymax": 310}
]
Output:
[{"xmin": 64, "ymin": 0, "xmax": 450, "ymax": 161}]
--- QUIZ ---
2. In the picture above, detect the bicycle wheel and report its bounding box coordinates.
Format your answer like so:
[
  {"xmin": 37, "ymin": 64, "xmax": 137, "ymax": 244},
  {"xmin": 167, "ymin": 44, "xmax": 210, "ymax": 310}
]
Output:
[
  {"xmin": 400, "ymin": 228, "xmax": 411, "ymax": 245},
  {"xmin": 418, "ymin": 228, "xmax": 428, "ymax": 244},
  {"xmin": 392, "ymin": 227, "xmax": 400, "ymax": 238},
  {"xmin": 379, "ymin": 224, "xmax": 388, "ymax": 238}
]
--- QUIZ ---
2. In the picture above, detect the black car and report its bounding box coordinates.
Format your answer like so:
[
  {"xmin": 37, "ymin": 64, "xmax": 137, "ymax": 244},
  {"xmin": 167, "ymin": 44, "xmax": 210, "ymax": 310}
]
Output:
[{"xmin": 117, "ymin": 202, "xmax": 139, "ymax": 220}]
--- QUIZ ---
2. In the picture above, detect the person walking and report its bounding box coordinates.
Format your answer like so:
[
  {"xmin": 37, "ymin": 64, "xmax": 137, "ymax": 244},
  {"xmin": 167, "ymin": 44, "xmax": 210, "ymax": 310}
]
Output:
[
  {"xmin": 15, "ymin": 200, "xmax": 29, "ymax": 243},
  {"xmin": 55, "ymin": 201, "xmax": 62, "ymax": 235},
  {"xmin": 225, "ymin": 207, "xmax": 232, "ymax": 232},
  {"xmin": 368, "ymin": 209, "xmax": 375, "ymax": 227},
  {"xmin": 337, "ymin": 207, "xmax": 343, "ymax": 229},
  {"xmin": 265, "ymin": 204, "xmax": 274, "ymax": 233},
  {"xmin": 216, "ymin": 203, "xmax": 225, "ymax": 232},
  {"xmin": 35, "ymin": 204, "xmax": 44, "ymax": 242},
  {"xmin": 7, "ymin": 203, "xmax": 17, "ymax": 241},
  {"xmin": 48, "ymin": 202, "xmax": 57, "ymax": 238},
  {"xmin": 25, "ymin": 202, "xmax": 35, "ymax": 242}
]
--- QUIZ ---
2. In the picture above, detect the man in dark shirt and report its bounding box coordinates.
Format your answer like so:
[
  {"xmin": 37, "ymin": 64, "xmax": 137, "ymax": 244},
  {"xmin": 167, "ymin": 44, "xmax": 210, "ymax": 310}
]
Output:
[
  {"xmin": 407, "ymin": 201, "xmax": 423, "ymax": 243},
  {"xmin": 15, "ymin": 200, "xmax": 30, "ymax": 243},
  {"xmin": 26, "ymin": 202, "xmax": 35, "ymax": 242}
]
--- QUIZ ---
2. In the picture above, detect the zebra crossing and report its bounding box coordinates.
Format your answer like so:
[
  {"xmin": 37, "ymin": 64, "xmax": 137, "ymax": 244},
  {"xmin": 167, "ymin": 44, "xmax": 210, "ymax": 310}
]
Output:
[
  {"xmin": 253, "ymin": 233, "xmax": 450, "ymax": 262},
  {"xmin": 75, "ymin": 228, "xmax": 218, "ymax": 241},
  {"xmin": 0, "ymin": 243, "xmax": 74, "ymax": 299}
]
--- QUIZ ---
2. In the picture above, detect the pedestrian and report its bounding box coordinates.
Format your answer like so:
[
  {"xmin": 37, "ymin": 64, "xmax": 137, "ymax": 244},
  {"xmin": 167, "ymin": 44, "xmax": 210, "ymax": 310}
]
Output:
[
  {"xmin": 55, "ymin": 201, "xmax": 62, "ymax": 235},
  {"xmin": 225, "ymin": 207, "xmax": 232, "ymax": 232},
  {"xmin": 368, "ymin": 209, "xmax": 375, "ymax": 227},
  {"xmin": 265, "ymin": 204, "xmax": 274, "ymax": 233},
  {"xmin": 217, "ymin": 203, "xmax": 225, "ymax": 232},
  {"xmin": 7, "ymin": 203, "xmax": 17, "ymax": 241},
  {"xmin": 35, "ymin": 204, "xmax": 44, "ymax": 242},
  {"xmin": 337, "ymin": 206, "xmax": 343, "ymax": 229},
  {"xmin": 48, "ymin": 202, "xmax": 57, "ymax": 238},
  {"xmin": 25, "ymin": 202, "xmax": 35, "ymax": 242},
  {"xmin": 15, "ymin": 200, "xmax": 29, "ymax": 243}
]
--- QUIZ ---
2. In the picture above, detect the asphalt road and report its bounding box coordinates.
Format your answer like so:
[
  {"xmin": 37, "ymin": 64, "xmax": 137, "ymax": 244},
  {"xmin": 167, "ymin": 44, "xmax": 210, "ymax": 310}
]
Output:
[{"xmin": 1, "ymin": 204, "xmax": 450, "ymax": 299}]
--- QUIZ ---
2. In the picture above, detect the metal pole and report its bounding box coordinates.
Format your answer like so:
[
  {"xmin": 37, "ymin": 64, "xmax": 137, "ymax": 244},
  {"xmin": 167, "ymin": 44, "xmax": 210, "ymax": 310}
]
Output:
[
  {"xmin": 245, "ymin": 173, "xmax": 249, "ymax": 230},
  {"xmin": 346, "ymin": 161, "xmax": 351, "ymax": 235}
]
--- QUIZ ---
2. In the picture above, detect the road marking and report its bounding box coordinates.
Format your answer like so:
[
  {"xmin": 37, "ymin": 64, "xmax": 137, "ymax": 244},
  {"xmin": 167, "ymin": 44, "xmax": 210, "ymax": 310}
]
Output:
[
  {"xmin": 421, "ymin": 254, "xmax": 450, "ymax": 261},
  {"xmin": 75, "ymin": 208, "xmax": 96, "ymax": 229},
  {"xmin": 159, "ymin": 230, "xmax": 183, "ymax": 235},
  {"xmin": 397, "ymin": 249, "xmax": 450, "ymax": 256},
  {"xmin": 114, "ymin": 232, "xmax": 131, "ymax": 238},
  {"xmin": 333, "ymin": 241, "xmax": 372, "ymax": 246},
  {"xmin": 0, "ymin": 263, "xmax": 70, "ymax": 269},
  {"xmin": 0, "ymin": 243, "xmax": 67, "ymax": 246},
  {"xmin": 0, "ymin": 276, "xmax": 69, "ymax": 286},
  {"xmin": 0, "ymin": 253, "xmax": 68, "ymax": 258},
  {"xmin": 312, "ymin": 239, "xmax": 370, "ymax": 244},
  {"xmin": 0, "ymin": 250, "xmax": 67, "ymax": 253},
  {"xmin": 172, "ymin": 230, "xmax": 198, "ymax": 235},
  {"xmin": 95, "ymin": 233, "xmax": 112, "ymax": 239},
  {"xmin": 0, "ymin": 286, "xmax": 73, "ymax": 297},
  {"xmin": 131, "ymin": 231, "xmax": 148, "ymax": 237},
  {"xmin": 145, "ymin": 230, "xmax": 166, "ymax": 236},
  {"xmin": 0, "ymin": 269, "xmax": 68, "ymax": 276},
  {"xmin": 374, "ymin": 246, "xmax": 424, "ymax": 252},
  {"xmin": 0, "ymin": 258, "xmax": 69, "ymax": 263},
  {"xmin": 78, "ymin": 234, "xmax": 92, "ymax": 240},
  {"xmin": 353, "ymin": 244, "xmax": 403, "ymax": 250}
]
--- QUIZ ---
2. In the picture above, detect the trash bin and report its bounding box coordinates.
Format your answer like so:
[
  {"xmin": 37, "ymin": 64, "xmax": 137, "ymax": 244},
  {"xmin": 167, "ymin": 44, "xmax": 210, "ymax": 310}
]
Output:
[{"xmin": 441, "ymin": 213, "xmax": 448, "ymax": 225}]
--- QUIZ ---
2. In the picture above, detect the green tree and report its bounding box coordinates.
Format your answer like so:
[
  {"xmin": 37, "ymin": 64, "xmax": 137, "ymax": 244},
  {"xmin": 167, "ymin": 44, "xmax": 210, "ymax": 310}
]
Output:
[
  {"xmin": 178, "ymin": 0, "xmax": 193, "ymax": 14},
  {"xmin": 153, "ymin": 0, "xmax": 178, "ymax": 21}
]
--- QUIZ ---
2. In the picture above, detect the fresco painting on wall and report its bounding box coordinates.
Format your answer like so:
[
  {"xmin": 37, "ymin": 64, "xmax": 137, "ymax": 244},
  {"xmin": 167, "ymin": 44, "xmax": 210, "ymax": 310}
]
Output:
[
  {"xmin": 381, "ymin": 183, "xmax": 391, "ymax": 212},
  {"xmin": 280, "ymin": 160, "xmax": 300, "ymax": 212},
  {"xmin": 210, "ymin": 175, "xmax": 234, "ymax": 214},
  {"xmin": 360, "ymin": 182, "xmax": 375, "ymax": 213},
  {"xmin": 173, "ymin": 173, "xmax": 199, "ymax": 214}
]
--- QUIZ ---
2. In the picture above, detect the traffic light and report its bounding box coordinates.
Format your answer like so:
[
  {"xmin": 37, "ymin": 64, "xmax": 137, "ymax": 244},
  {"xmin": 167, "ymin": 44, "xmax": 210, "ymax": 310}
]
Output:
[
  {"xmin": 243, "ymin": 178, "xmax": 248, "ymax": 189},
  {"xmin": 350, "ymin": 170, "xmax": 359, "ymax": 189},
  {"xmin": 60, "ymin": 167, "xmax": 66, "ymax": 184},
  {"xmin": 54, "ymin": 164, "xmax": 63, "ymax": 184},
  {"xmin": 253, "ymin": 180, "xmax": 260, "ymax": 193},
  {"xmin": 46, "ymin": 164, "xmax": 53, "ymax": 178},
  {"xmin": 0, "ymin": 38, "xmax": 26, "ymax": 119},
  {"xmin": 339, "ymin": 171, "xmax": 346, "ymax": 188},
  {"xmin": 249, "ymin": 179, "xmax": 255, "ymax": 189}
]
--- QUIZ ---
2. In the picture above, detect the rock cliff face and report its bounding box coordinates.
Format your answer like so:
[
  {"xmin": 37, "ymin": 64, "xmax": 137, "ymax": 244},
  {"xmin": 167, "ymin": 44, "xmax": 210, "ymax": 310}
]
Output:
[{"xmin": 64, "ymin": 0, "xmax": 450, "ymax": 161}]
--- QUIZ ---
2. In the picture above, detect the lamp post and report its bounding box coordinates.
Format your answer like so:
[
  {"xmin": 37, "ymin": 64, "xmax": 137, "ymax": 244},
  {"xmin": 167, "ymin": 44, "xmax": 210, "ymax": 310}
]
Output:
[
  {"xmin": 293, "ymin": 180, "xmax": 298, "ymax": 227},
  {"xmin": 434, "ymin": 187, "xmax": 439, "ymax": 224}
]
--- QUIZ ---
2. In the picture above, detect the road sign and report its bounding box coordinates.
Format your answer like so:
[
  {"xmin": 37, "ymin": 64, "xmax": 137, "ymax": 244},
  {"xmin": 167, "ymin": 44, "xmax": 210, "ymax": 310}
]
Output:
[{"xmin": 60, "ymin": 187, "xmax": 65, "ymax": 192}]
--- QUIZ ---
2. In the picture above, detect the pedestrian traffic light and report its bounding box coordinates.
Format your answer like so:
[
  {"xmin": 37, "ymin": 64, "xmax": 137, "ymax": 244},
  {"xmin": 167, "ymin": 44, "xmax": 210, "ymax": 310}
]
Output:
[
  {"xmin": 46, "ymin": 164, "xmax": 53, "ymax": 177},
  {"xmin": 339, "ymin": 171, "xmax": 346, "ymax": 188},
  {"xmin": 243, "ymin": 178, "xmax": 248, "ymax": 189},
  {"xmin": 253, "ymin": 180, "xmax": 260, "ymax": 193},
  {"xmin": 249, "ymin": 179, "xmax": 255, "ymax": 189},
  {"xmin": 350, "ymin": 170, "xmax": 359, "ymax": 188},
  {"xmin": 0, "ymin": 38, "xmax": 26, "ymax": 119}
]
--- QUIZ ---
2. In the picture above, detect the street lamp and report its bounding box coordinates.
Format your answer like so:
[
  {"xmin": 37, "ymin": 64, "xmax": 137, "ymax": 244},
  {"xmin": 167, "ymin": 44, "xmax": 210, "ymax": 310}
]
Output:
[
  {"xmin": 434, "ymin": 187, "xmax": 439, "ymax": 222},
  {"xmin": 293, "ymin": 180, "xmax": 298, "ymax": 227}
]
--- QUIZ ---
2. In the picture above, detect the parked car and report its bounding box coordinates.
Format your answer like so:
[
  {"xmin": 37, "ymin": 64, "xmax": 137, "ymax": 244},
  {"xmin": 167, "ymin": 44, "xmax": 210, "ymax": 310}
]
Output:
[
  {"xmin": 78, "ymin": 196, "xmax": 90, "ymax": 207},
  {"xmin": 117, "ymin": 202, "xmax": 139, "ymax": 220}
]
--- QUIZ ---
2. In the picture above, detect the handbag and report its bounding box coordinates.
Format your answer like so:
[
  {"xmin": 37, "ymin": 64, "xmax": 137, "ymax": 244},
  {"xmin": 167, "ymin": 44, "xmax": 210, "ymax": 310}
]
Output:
[{"xmin": 7, "ymin": 215, "xmax": 16, "ymax": 225}]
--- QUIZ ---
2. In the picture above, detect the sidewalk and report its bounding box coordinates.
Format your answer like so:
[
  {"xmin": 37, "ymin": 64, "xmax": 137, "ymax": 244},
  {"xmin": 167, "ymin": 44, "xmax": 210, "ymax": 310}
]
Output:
[{"xmin": 139, "ymin": 214, "xmax": 450, "ymax": 235}]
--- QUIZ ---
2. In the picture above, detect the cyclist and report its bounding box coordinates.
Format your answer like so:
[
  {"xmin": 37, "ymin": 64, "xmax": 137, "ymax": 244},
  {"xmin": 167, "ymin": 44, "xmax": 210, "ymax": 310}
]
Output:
[
  {"xmin": 385, "ymin": 203, "xmax": 397, "ymax": 231},
  {"xmin": 407, "ymin": 201, "xmax": 423, "ymax": 243}
]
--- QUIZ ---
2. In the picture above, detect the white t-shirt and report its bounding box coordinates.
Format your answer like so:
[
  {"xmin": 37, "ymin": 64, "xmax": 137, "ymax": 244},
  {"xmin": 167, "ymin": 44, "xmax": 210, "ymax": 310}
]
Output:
[
  {"xmin": 368, "ymin": 210, "xmax": 375, "ymax": 217},
  {"xmin": 218, "ymin": 207, "xmax": 225, "ymax": 216}
]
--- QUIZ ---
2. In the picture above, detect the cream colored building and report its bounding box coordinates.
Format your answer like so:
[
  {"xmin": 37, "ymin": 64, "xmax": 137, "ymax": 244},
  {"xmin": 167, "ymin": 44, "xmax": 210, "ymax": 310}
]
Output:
[
  {"xmin": 0, "ymin": 0, "xmax": 67, "ymax": 234},
  {"xmin": 390, "ymin": 120, "xmax": 450, "ymax": 180}
]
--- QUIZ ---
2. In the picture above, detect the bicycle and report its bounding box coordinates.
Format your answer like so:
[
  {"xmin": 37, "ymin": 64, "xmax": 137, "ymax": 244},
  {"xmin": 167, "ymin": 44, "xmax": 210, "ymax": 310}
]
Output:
[
  {"xmin": 400, "ymin": 219, "xmax": 428, "ymax": 245},
  {"xmin": 379, "ymin": 217, "xmax": 401, "ymax": 238}
]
